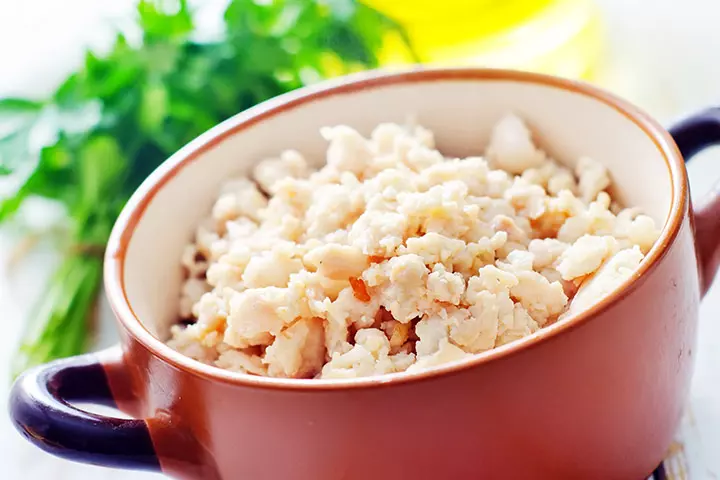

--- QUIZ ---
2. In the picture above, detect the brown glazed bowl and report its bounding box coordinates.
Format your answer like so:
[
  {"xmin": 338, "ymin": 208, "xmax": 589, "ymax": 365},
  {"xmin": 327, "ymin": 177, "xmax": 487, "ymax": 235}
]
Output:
[{"xmin": 9, "ymin": 68, "xmax": 720, "ymax": 480}]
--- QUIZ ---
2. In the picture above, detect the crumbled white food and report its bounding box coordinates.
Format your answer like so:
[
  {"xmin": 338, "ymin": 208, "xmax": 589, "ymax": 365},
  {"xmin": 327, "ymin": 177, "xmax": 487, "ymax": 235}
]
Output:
[
  {"xmin": 212, "ymin": 177, "xmax": 267, "ymax": 223},
  {"xmin": 427, "ymin": 264, "xmax": 465, "ymax": 304},
  {"xmin": 179, "ymin": 278, "xmax": 211, "ymax": 319},
  {"xmin": 576, "ymin": 156, "xmax": 611, "ymax": 203},
  {"xmin": 252, "ymin": 150, "xmax": 309, "ymax": 194},
  {"xmin": 556, "ymin": 235, "xmax": 618, "ymax": 280},
  {"xmin": 528, "ymin": 238, "xmax": 568, "ymax": 269},
  {"xmin": 486, "ymin": 113, "xmax": 546, "ymax": 174},
  {"xmin": 363, "ymin": 254, "xmax": 432, "ymax": 324},
  {"xmin": 242, "ymin": 244, "xmax": 303, "ymax": 288},
  {"xmin": 223, "ymin": 287, "xmax": 292, "ymax": 349},
  {"xmin": 321, "ymin": 125, "xmax": 374, "ymax": 175},
  {"xmin": 168, "ymin": 116, "xmax": 661, "ymax": 379},
  {"xmin": 263, "ymin": 317, "xmax": 325, "ymax": 378},
  {"xmin": 303, "ymin": 243, "xmax": 369, "ymax": 280},
  {"xmin": 561, "ymin": 246, "xmax": 645, "ymax": 318},
  {"xmin": 407, "ymin": 339, "xmax": 468, "ymax": 373},
  {"xmin": 321, "ymin": 328, "xmax": 416, "ymax": 379}
]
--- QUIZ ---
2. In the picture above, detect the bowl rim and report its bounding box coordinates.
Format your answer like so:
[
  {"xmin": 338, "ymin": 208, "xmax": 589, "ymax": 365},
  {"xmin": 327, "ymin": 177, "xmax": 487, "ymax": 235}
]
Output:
[{"xmin": 104, "ymin": 66, "xmax": 687, "ymax": 391}]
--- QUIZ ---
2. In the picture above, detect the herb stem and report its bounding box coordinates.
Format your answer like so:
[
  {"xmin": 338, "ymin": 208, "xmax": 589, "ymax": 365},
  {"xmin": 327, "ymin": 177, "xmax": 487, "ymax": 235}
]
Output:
[{"xmin": 12, "ymin": 251, "xmax": 102, "ymax": 378}]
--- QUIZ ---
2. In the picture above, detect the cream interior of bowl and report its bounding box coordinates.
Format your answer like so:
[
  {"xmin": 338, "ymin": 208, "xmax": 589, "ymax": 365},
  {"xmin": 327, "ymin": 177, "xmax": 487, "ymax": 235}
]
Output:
[{"xmin": 119, "ymin": 76, "xmax": 674, "ymax": 339}]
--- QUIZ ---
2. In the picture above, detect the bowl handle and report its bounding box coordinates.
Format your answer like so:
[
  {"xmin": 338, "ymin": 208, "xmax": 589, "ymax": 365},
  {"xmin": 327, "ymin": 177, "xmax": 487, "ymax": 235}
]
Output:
[
  {"xmin": 669, "ymin": 108, "xmax": 720, "ymax": 296},
  {"xmin": 8, "ymin": 345, "xmax": 160, "ymax": 471}
]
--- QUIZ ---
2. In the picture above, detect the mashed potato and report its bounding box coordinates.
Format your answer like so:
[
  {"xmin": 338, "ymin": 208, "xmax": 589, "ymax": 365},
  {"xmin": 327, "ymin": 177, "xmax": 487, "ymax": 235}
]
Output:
[{"xmin": 168, "ymin": 114, "xmax": 661, "ymax": 379}]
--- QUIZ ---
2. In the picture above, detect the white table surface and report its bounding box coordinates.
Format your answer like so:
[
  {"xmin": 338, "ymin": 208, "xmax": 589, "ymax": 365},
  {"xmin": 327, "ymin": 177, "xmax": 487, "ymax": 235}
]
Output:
[{"xmin": 1, "ymin": 0, "xmax": 720, "ymax": 478}]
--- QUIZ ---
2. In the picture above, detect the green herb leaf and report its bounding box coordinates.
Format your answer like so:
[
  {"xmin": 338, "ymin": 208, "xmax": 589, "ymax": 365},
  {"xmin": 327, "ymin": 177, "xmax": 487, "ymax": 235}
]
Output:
[
  {"xmin": 0, "ymin": 125, "xmax": 32, "ymax": 174},
  {"xmin": 0, "ymin": 98, "xmax": 44, "ymax": 113},
  {"xmin": 76, "ymin": 135, "xmax": 127, "ymax": 210},
  {"xmin": 139, "ymin": 80, "xmax": 169, "ymax": 134},
  {"xmin": 138, "ymin": 0, "xmax": 193, "ymax": 40}
]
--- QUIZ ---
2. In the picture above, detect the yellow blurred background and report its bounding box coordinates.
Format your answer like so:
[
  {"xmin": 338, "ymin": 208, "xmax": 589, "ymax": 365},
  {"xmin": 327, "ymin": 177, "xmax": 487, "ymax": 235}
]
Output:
[{"xmin": 365, "ymin": 0, "xmax": 603, "ymax": 81}]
